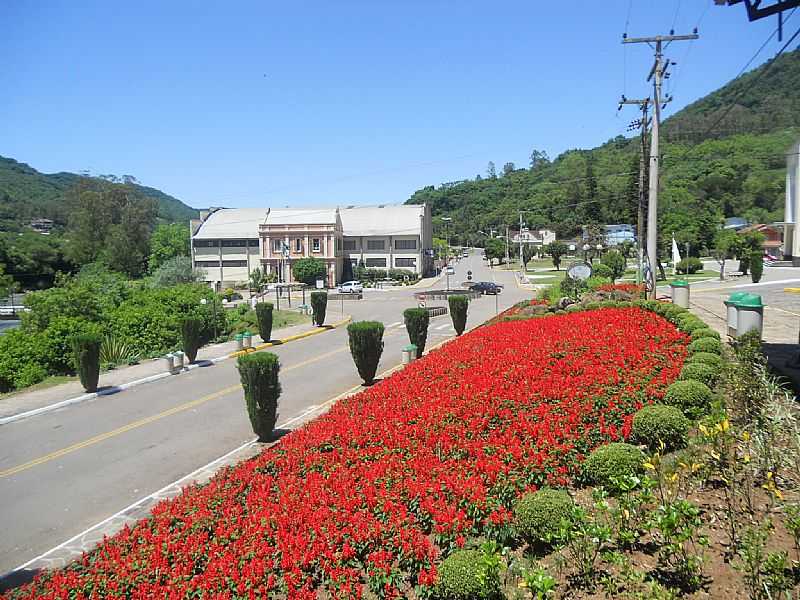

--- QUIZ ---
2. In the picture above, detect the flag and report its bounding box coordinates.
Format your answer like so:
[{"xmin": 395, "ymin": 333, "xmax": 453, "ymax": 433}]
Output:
[{"xmin": 671, "ymin": 234, "xmax": 682, "ymax": 273}]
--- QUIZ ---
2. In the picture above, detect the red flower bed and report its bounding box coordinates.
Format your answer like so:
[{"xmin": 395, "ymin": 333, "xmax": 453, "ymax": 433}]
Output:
[
  {"xmin": 8, "ymin": 307, "xmax": 687, "ymax": 600},
  {"xmin": 597, "ymin": 283, "xmax": 645, "ymax": 296}
]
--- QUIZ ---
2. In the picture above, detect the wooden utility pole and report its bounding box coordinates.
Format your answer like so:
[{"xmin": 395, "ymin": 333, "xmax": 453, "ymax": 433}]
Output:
[
  {"xmin": 618, "ymin": 96, "xmax": 650, "ymax": 286},
  {"xmin": 623, "ymin": 32, "xmax": 698, "ymax": 298}
]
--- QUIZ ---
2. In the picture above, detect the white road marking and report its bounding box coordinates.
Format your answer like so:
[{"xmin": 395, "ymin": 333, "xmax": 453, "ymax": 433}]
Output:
[
  {"xmin": 435, "ymin": 323, "xmax": 451, "ymax": 330},
  {"xmin": 387, "ymin": 321, "xmax": 402, "ymax": 328}
]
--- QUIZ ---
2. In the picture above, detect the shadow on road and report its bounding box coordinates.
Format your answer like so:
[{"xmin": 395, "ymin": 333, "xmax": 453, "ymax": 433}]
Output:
[{"xmin": 0, "ymin": 567, "xmax": 41, "ymax": 594}]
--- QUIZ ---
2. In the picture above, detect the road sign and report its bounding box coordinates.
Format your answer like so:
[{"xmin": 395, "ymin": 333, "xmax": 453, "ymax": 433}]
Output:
[{"xmin": 418, "ymin": 301, "xmax": 426, "ymax": 308}]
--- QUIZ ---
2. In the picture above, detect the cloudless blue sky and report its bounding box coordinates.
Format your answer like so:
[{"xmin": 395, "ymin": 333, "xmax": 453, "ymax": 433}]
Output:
[{"xmin": 0, "ymin": 1, "xmax": 788, "ymax": 209}]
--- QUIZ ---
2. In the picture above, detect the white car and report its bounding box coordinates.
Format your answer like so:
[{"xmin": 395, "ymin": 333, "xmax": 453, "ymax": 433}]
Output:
[
  {"xmin": 337, "ymin": 280, "xmax": 363, "ymax": 294},
  {"xmin": 445, "ymin": 266, "xmax": 455, "ymax": 275}
]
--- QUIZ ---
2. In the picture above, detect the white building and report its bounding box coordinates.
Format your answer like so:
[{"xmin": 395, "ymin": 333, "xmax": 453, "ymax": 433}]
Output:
[
  {"xmin": 784, "ymin": 140, "xmax": 800, "ymax": 263},
  {"xmin": 190, "ymin": 204, "xmax": 433, "ymax": 287},
  {"xmin": 511, "ymin": 228, "xmax": 556, "ymax": 247}
]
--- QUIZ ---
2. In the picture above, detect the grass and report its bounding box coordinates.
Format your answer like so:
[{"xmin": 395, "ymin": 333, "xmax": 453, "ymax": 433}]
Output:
[
  {"xmin": 227, "ymin": 306, "xmax": 310, "ymax": 337},
  {"xmin": 0, "ymin": 375, "xmax": 76, "ymax": 401}
]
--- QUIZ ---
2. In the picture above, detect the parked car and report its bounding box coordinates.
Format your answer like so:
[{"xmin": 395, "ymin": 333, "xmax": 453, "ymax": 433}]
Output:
[
  {"xmin": 469, "ymin": 281, "xmax": 501, "ymax": 295},
  {"xmin": 337, "ymin": 280, "xmax": 363, "ymax": 294}
]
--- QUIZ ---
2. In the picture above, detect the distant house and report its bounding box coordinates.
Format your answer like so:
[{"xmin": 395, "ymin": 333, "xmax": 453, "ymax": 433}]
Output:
[
  {"xmin": 738, "ymin": 223, "xmax": 783, "ymax": 254},
  {"xmin": 724, "ymin": 217, "xmax": 749, "ymax": 231},
  {"xmin": 511, "ymin": 228, "xmax": 556, "ymax": 247},
  {"xmin": 29, "ymin": 218, "xmax": 53, "ymax": 235}
]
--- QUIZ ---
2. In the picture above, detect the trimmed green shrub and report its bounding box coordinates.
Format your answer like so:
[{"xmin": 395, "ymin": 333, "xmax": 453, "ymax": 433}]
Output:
[
  {"xmin": 660, "ymin": 303, "xmax": 687, "ymax": 322},
  {"xmin": 582, "ymin": 443, "xmax": 644, "ymax": 491},
  {"xmin": 310, "ymin": 291, "xmax": 328, "ymax": 326},
  {"xmin": 677, "ymin": 317, "xmax": 707, "ymax": 334},
  {"xmin": 679, "ymin": 362, "xmax": 719, "ymax": 387},
  {"xmin": 237, "ymin": 352, "xmax": 281, "ymax": 441},
  {"xmin": 180, "ymin": 317, "xmax": 204, "ymax": 363},
  {"xmin": 664, "ymin": 379, "xmax": 713, "ymax": 417},
  {"xmin": 687, "ymin": 337, "xmax": 722, "ymax": 355},
  {"xmin": 347, "ymin": 321, "xmax": 385, "ymax": 385},
  {"xmin": 255, "ymin": 302, "xmax": 274, "ymax": 342},
  {"xmin": 403, "ymin": 308, "xmax": 430, "ymax": 358},
  {"xmin": 691, "ymin": 327, "xmax": 720, "ymax": 341},
  {"xmin": 72, "ymin": 333, "xmax": 101, "ymax": 392},
  {"xmin": 600, "ymin": 249, "xmax": 627, "ymax": 281},
  {"xmin": 676, "ymin": 256, "xmax": 703, "ymax": 274},
  {"xmin": 631, "ymin": 404, "xmax": 690, "ymax": 450},
  {"xmin": 514, "ymin": 488, "xmax": 574, "ymax": 543},
  {"xmin": 592, "ymin": 263, "xmax": 614, "ymax": 279},
  {"xmin": 750, "ymin": 250, "xmax": 763, "ymax": 284},
  {"xmin": 437, "ymin": 549, "xmax": 500, "ymax": 599},
  {"xmin": 291, "ymin": 257, "xmax": 326, "ymax": 286},
  {"xmin": 689, "ymin": 352, "xmax": 724, "ymax": 370},
  {"xmin": 448, "ymin": 295, "xmax": 469, "ymax": 336}
]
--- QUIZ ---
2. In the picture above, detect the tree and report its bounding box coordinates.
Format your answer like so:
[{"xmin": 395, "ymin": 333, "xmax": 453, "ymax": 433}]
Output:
[
  {"xmin": 148, "ymin": 223, "xmax": 189, "ymax": 272},
  {"xmin": 521, "ymin": 244, "xmax": 537, "ymax": 270},
  {"xmin": 0, "ymin": 264, "xmax": 13, "ymax": 298},
  {"xmin": 484, "ymin": 238, "xmax": 505, "ymax": 266},
  {"xmin": 503, "ymin": 162, "xmax": 515, "ymax": 176},
  {"xmin": 249, "ymin": 267, "xmax": 266, "ymax": 290},
  {"xmin": 547, "ymin": 241, "xmax": 568, "ymax": 271},
  {"xmin": 600, "ymin": 249, "xmax": 626, "ymax": 281},
  {"xmin": 150, "ymin": 256, "xmax": 204, "ymax": 287},
  {"xmin": 618, "ymin": 239, "xmax": 635, "ymax": 259},
  {"xmin": 529, "ymin": 149, "xmax": 550, "ymax": 170},
  {"xmin": 292, "ymin": 257, "xmax": 326, "ymax": 285},
  {"xmin": 487, "ymin": 161, "xmax": 497, "ymax": 179},
  {"xmin": 712, "ymin": 229, "xmax": 737, "ymax": 281}
]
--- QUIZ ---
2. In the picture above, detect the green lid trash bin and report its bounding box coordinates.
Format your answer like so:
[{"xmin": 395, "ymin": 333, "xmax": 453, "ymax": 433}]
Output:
[
  {"xmin": 235, "ymin": 333, "xmax": 244, "ymax": 351},
  {"xmin": 724, "ymin": 291, "xmax": 748, "ymax": 337},
  {"xmin": 670, "ymin": 279, "xmax": 690, "ymax": 308},
  {"xmin": 402, "ymin": 344, "xmax": 417, "ymax": 365},
  {"xmin": 735, "ymin": 293, "xmax": 763, "ymax": 340}
]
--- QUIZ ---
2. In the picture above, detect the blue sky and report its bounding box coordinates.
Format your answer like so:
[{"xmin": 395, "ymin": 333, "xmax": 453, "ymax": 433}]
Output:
[{"xmin": 0, "ymin": 1, "xmax": 787, "ymax": 209}]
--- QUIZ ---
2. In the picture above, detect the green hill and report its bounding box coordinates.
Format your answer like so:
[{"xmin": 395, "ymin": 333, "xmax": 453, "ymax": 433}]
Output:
[
  {"xmin": 0, "ymin": 156, "xmax": 197, "ymax": 231},
  {"xmin": 406, "ymin": 49, "xmax": 800, "ymax": 254}
]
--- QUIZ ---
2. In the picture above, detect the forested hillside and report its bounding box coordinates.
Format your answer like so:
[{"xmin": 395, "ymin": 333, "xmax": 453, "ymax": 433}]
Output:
[
  {"xmin": 406, "ymin": 49, "xmax": 800, "ymax": 254},
  {"xmin": 0, "ymin": 156, "xmax": 197, "ymax": 232}
]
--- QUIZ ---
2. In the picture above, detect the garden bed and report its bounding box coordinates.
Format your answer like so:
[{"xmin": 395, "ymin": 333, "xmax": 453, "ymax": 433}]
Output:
[{"xmin": 5, "ymin": 307, "xmax": 687, "ymax": 599}]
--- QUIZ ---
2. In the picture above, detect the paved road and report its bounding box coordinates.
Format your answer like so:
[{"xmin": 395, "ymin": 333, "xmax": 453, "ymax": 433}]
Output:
[{"xmin": 0, "ymin": 252, "xmax": 528, "ymax": 573}]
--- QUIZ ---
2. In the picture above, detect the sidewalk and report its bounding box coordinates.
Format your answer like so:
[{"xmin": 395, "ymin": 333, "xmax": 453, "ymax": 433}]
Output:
[{"xmin": 0, "ymin": 319, "xmax": 344, "ymax": 421}]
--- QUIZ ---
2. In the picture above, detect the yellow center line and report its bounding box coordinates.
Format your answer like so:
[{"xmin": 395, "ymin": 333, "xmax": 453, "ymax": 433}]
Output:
[{"xmin": 0, "ymin": 330, "xmax": 407, "ymax": 479}]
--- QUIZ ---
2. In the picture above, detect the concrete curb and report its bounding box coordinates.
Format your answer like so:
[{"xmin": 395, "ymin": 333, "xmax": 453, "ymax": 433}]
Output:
[{"xmin": 0, "ymin": 318, "xmax": 352, "ymax": 427}]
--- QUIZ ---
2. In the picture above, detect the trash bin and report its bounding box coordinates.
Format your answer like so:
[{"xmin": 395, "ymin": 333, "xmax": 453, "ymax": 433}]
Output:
[
  {"xmin": 735, "ymin": 294, "xmax": 764, "ymax": 340},
  {"xmin": 724, "ymin": 291, "xmax": 748, "ymax": 338},
  {"xmin": 243, "ymin": 331, "xmax": 253, "ymax": 348},
  {"xmin": 164, "ymin": 353, "xmax": 176, "ymax": 374},
  {"xmin": 173, "ymin": 351, "xmax": 185, "ymax": 370},
  {"xmin": 402, "ymin": 344, "xmax": 417, "ymax": 365},
  {"xmin": 670, "ymin": 279, "xmax": 690, "ymax": 308},
  {"xmin": 235, "ymin": 333, "xmax": 244, "ymax": 351}
]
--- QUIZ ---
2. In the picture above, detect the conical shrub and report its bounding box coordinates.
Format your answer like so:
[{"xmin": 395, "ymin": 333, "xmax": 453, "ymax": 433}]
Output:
[
  {"xmin": 448, "ymin": 295, "xmax": 468, "ymax": 336},
  {"xmin": 403, "ymin": 307, "xmax": 429, "ymax": 358},
  {"xmin": 237, "ymin": 352, "xmax": 281, "ymax": 441},
  {"xmin": 347, "ymin": 321, "xmax": 384, "ymax": 385},
  {"xmin": 255, "ymin": 302, "xmax": 274, "ymax": 342},
  {"xmin": 72, "ymin": 333, "xmax": 101, "ymax": 392},
  {"xmin": 181, "ymin": 317, "xmax": 204, "ymax": 363},
  {"xmin": 311, "ymin": 291, "xmax": 328, "ymax": 326}
]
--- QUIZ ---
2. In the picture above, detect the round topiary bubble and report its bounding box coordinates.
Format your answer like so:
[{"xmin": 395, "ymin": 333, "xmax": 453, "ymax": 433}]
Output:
[
  {"xmin": 689, "ymin": 351, "xmax": 723, "ymax": 370},
  {"xmin": 437, "ymin": 549, "xmax": 499, "ymax": 599},
  {"xmin": 664, "ymin": 379, "xmax": 713, "ymax": 417},
  {"xmin": 631, "ymin": 404, "xmax": 690, "ymax": 451},
  {"xmin": 691, "ymin": 328, "xmax": 720, "ymax": 341},
  {"xmin": 687, "ymin": 337, "xmax": 723, "ymax": 355},
  {"xmin": 514, "ymin": 488, "xmax": 574, "ymax": 543},
  {"xmin": 679, "ymin": 362, "xmax": 719, "ymax": 387},
  {"xmin": 677, "ymin": 317, "xmax": 707, "ymax": 334},
  {"xmin": 582, "ymin": 443, "xmax": 644, "ymax": 491}
]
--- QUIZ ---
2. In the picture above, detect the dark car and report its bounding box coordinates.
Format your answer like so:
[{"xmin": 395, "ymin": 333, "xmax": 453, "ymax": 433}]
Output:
[{"xmin": 469, "ymin": 281, "xmax": 501, "ymax": 295}]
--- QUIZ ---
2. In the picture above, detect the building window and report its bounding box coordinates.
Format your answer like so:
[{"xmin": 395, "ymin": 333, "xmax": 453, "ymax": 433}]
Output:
[
  {"xmin": 343, "ymin": 240, "xmax": 357, "ymax": 251},
  {"xmin": 365, "ymin": 258, "xmax": 387, "ymax": 268},
  {"xmin": 295, "ymin": 238, "xmax": 302, "ymax": 253},
  {"xmin": 194, "ymin": 260, "xmax": 220, "ymax": 267},
  {"xmin": 367, "ymin": 240, "xmax": 385, "ymax": 250},
  {"xmin": 222, "ymin": 260, "xmax": 247, "ymax": 267},
  {"xmin": 273, "ymin": 239, "xmax": 282, "ymax": 253},
  {"xmin": 312, "ymin": 238, "xmax": 321, "ymax": 253},
  {"xmin": 221, "ymin": 239, "xmax": 247, "ymax": 248},
  {"xmin": 395, "ymin": 258, "xmax": 416, "ymax": 268},
  {"xmin": 395, "ymin": 239, "xmax": 417, "ymax": 250},
  {"xmin": 336, "ymin": 238, "xmax": 342, "ymax": 251},
  {"xmin": 247, "ymin": 239, "xmax": 259, "ymax": 247},
  {"xmin": 193, "ymin": 239, "xmax": 219, "ymax": 248}
]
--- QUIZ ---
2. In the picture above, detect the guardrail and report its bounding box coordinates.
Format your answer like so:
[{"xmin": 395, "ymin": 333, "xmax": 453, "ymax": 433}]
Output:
[
  {"xmin": 327, "ymin": 293, "xmax": 363, "ymax": 300},
  {"xmin": 425, "ymin": 306, "xmax": 448, "ymax": 317}
]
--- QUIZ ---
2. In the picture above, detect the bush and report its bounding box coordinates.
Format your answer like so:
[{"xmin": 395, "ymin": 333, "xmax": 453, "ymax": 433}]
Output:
[
  {"xmin": 677, "ymin": 317, "xmax": 707, "ymax": 334},
  {"xmin": 514, "ymin": 488, "xmax": 574, "ymax": 543},
  {"xmin": 687, "ymin": 337, "xmax": 722, "ymax": 355},
  {"xmin": 592, "ymin": 263, "xmax": 614, "ymax": 279},
  {"xmin": 403, "ymin": 308, "xmax": 429, "ymax": 358},
  {"xmin": 676, "ymin": 257, "xmax": 702, "ymax": 274},
  {"xmin": 691, "ymin": 328, "xmax": 720, "ymax": 341},
  {"xmin": 600, "ymin": 249, "xmax": 626, "ymax": 281},
  {"xmin": 582, "ymin": 442, "xmax": 644, "ymax": 491},
  {"xmin": 437, "ymin": 549, "xmax": 500, "ymax": 599},
  {"xmin": 689, "ymin": 352, "xmax": 724, "ymax": 370},
  {"xmin": 448, "ymin": 295, "xmax": 468, "ymax": 336},
  {"xmin": 750, "ymin": 250, "xmax": 763, "ymax": 283},
  {"xmin": 310, "ymin": 291, "xmax": 328, "ymax": 326},
  {"xmin": 255, "ymin": 302, "xmax": 274, "ymax": 342},
  {"xmin": 679, "ymin": 362, "xmax": 719, "ymax": 387},
  {"xmin": 150, "ymin": 256, "xmax": 203, "ymax": 287},
  {"xmin": 72, "ymin": 333, "xmax": 101, "ymax": 392},
  {"xmin": 664, "ymin": 379, "xmax": 713, "ymax": 417},
  {"xmin": 347, "ymin": 321, "xmax": 385, "ymax": 385},
  {"xmin": 237, "ymin": 352, "xmax": 281, "ymax": 441},
  {"xmin": 292, "ymin": 257, "xmax": 326, "ymax": 286},
  {"xmin": 180, "ymin": 317, "xmax": 204, "ymax": 363},
  {"xmin": 631, "ymin": 404, "xmax": 690, "ymax": 450}
]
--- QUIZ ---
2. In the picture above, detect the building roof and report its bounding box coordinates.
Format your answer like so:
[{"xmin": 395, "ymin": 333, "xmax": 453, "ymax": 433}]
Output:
[
  {"xmin": 264, "ymin": 208, "xmax": 339, "ymax": 226},
  {"xmin": 340, "ymin": 205, "xmax": 425, "ymax": 236},
  {"xmin": 193, "ymin": 208, "xmax": 267, "ymax": 239}
]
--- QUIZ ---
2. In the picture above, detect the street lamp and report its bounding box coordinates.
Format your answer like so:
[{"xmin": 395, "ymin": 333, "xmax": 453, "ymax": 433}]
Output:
[
  {"xmin": 582, "ymin": 243, "xmax": 591, "ymax": 263},
  {"xmin": 441, "ymin": 217, "xmax": 453, "ymax": 262}
]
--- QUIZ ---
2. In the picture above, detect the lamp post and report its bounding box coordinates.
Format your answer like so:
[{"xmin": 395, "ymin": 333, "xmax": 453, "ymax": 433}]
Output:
[
  {"xmin": 582, "ymin": 244, "xmax": 591, "ymax": 263},
  {"xmin": 200, "ymin": 297, "xmax": 218, "ymax": 341},
  {"xmin": 441, "ymin": 217, "xmax": 453, "ymax": 264}
]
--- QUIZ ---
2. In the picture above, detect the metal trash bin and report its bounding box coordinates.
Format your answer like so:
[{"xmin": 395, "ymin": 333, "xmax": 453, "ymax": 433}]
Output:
[
  {"xmin": 670, "ymin": 279, "xmax": 690, "ymax": 308},
  {"xmin": 243, "ymin": 331, "xmax": 253, "ymax": 348},
  {"xmin": 235, "ymin": 333, "xmax": 244, "ymax": 351},
  {"xmin": 164, "ymin": 353, "xmax": 176, "ymax": 374},
  {"xmin": 173, "ymin": 351, "xmax": 185, "ymax": 370},
  {"xmin": 402, "ymin": 344, "xmax": 417, "ymax": 365},
  {"xmin": 723, "ymin": 291, "xmax": 748, "ymax": 338},
  {"xmin": 735, "ymin": 294, "xmax": 764, "ymax": 340}
]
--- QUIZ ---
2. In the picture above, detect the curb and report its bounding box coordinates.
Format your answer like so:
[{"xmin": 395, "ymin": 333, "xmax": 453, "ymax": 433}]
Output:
[{"xmin": 0, "ymin": 318, "xmax": 352, "ymax": 427}]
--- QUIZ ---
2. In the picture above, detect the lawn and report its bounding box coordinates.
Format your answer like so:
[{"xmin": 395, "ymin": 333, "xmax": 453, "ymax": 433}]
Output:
[{"xmin": 226, "ymin": 306, "xmax": 310, "ymax": 337}]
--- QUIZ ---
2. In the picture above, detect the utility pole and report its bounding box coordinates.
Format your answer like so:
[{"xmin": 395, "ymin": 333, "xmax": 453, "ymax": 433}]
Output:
[
  {"xmin": 518, "ymin": 212, "xmax": 524, "ymax": 271},
  {"xmin": 505, "ymin": 226, "xmax": 510, "ymax": 266},
  {"xmin": 618, "ymin": 95, "xmax": 650, "ymax": 287},
  {"xmin": 623, "ymin": 31, "xmax": 698, "ymax": 298}
]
